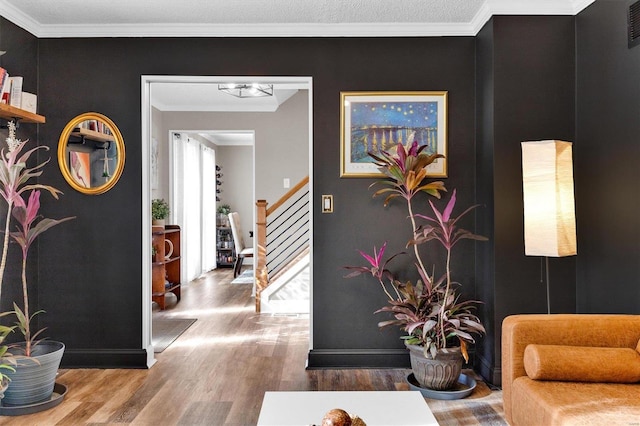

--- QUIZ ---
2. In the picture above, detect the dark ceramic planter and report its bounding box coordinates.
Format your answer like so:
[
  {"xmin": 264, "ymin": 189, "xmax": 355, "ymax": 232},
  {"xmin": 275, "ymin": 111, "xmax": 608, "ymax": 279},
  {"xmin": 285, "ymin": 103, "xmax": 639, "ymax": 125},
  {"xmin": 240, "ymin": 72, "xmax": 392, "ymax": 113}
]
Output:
[
  {"xmin": 2, "ymin": 341, "xmax": 64, "ymax": 406},
  {"xmin": 406, "ymin": 343, "xmax": 462, "ymax": 391}
]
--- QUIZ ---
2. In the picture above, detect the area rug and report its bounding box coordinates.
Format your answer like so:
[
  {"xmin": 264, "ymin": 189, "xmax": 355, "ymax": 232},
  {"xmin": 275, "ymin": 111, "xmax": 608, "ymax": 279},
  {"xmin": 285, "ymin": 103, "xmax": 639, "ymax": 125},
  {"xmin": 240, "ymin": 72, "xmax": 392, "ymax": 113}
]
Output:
[
  {"xmin": 231, "ymin": 269, "xmax": 254, "ymax": 284},
  {"xmin": 152, "ymin": 318, "xmax": 196, "ymax": 353}
]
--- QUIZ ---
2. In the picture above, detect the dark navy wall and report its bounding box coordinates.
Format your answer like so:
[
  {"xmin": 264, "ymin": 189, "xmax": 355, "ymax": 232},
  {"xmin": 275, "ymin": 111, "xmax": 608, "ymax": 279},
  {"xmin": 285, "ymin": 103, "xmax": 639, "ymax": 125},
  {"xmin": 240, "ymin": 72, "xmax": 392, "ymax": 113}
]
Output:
[
  {"xmin": 30, "ymin": 36, "xmax": 477, "ymax": 367},
  {"xmin": 575, "ymin": 0, "xmax": 640, "ymax": 313},
  {"xmin": 0, "ymin": 19, "xmax": 40, "ymax": 336},
  {"xmin": 309, "ymin": 37, "xmax": 478, "ymax": 368},
  {"xmin": 475, "ymin": 15, "xmax": 577, "ymax": 384}
]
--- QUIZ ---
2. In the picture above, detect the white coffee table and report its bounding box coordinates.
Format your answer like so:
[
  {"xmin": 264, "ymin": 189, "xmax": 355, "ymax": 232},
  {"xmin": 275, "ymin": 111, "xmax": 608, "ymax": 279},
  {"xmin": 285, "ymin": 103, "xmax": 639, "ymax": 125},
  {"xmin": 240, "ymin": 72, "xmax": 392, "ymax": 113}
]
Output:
[{"xmin": 257, "ymin": 391, "xmax": 439, "ymax": 426}]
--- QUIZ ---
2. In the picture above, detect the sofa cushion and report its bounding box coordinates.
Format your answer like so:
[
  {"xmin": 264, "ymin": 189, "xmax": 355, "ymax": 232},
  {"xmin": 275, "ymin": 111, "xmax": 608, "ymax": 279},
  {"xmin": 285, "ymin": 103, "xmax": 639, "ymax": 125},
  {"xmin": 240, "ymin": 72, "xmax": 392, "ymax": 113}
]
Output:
[
  {"xmin": 512, "ymin": 376, "xmax": 640, "ymax": 426},
  {"xmin": 524, "ymin": 344, "xmax": 640, "ymax": 383}
]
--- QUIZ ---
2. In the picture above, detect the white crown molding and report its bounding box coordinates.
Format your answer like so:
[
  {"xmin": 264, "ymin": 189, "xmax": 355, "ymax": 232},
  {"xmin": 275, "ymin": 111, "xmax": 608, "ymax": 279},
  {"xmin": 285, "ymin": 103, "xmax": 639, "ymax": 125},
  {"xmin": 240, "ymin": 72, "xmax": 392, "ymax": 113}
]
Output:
[
  {"xmin": 1, "ymin": 0, "xmax": 598, "ymax": 39},
  {"xmin": 33, "ymin": 22, "xmax": 479, "ymax": 38},
  {"xmin": 470, "ymin": 0, "xmax": 595, "ymax": 34},
  {"xmin": 486, "ymin": 0, "xmax": 573, "ymax": 15},
  {"xmin": 470, "ymin": 2, "xmax": 494, "ymax": 35},
  {"xmin": 0, "ymin": 0, "xmax": 40, "ymax": 36},
  {"xmin": 571, "ymin": 0, "xmax": 597, "ymax": 14}
]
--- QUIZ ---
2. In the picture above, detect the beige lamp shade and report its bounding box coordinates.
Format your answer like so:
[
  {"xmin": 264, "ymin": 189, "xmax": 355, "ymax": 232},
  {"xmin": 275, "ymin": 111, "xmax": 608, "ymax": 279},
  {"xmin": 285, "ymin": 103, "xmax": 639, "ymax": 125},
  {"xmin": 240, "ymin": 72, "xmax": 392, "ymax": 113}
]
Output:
[{"xmin": 521, "ymin": 140, "xmax": 577, "ymax": 257}]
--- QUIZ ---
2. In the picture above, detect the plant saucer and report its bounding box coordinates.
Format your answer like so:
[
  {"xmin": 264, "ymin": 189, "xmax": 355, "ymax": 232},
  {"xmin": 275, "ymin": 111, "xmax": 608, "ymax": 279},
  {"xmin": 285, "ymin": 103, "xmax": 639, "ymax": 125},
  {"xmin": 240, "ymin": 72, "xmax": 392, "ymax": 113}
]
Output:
[{"xmin": 407, "ymin": 372, "xmax": 476, "ymax": 400}]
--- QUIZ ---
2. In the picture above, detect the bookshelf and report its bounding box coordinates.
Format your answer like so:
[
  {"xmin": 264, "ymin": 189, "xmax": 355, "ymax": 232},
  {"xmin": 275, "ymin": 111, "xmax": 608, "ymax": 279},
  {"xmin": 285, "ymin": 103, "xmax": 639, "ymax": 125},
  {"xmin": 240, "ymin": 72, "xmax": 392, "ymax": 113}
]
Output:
[
  {"xmin": 152, "ymin": 225, "xmax": 181, "ymax": 310},
  {"xmin": 217, "ymin": 226, "xmax": 236, "ymax": 268}
]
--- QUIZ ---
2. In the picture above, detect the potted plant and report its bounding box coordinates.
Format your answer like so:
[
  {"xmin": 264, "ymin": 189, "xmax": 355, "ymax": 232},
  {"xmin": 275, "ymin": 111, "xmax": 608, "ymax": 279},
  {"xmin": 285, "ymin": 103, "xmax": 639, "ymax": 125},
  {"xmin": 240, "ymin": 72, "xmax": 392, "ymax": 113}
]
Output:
[
  {"xmin": 217, "ymin": 204, "xmax": 231, "ymax": 227},
  {"xmin": 217, "ymin": 204, "xmax": 231, "ymax": 216},
  {"xmin": 151, "ymin": 198, "xmax": 170, "ymax": 226},
  {"xmin": 0, "ymin": 121, "xmax": 74, "ymax": 406},
  {"xmin": 0, "ymin": 313, "xmax": 17, "ymax": 400},
  {"xmin": 345, "ymin": 137, "xmax": 487, "ymax": 392}
]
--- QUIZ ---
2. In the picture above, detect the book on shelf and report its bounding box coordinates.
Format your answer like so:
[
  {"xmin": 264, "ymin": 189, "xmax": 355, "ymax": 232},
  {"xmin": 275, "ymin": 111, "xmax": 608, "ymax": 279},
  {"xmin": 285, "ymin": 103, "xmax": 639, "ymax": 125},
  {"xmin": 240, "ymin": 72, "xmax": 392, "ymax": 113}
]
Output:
[
  {"xmin": 20, "ymin": 92, "xmax": 37, "ymax": 114},
  {"xmin": 0, "ymin": 68, "xmax": 9, "ymax": 104},
  {"xmin": 8, "ymin": 76, "xmax": 23, "ymax": 108},
  {"xmin": 0, "ymin": 67, "xmax": 7, "ymax": 101}
]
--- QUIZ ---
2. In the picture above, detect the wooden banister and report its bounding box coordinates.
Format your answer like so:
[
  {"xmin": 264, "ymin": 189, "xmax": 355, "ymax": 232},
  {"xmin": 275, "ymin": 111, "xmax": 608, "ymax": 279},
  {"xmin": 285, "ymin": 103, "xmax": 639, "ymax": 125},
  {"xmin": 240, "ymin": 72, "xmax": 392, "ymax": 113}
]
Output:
[
  {"xmin": 255, "ymin": 199, "xmax": 268, "ymax": 312},
  {"xmin": 266, "ymin": 176, "xmax": 309, "ymax": 216},
  {"xmin": 255, "ymin": 176, "xmax": 309, "ymax": 313}
]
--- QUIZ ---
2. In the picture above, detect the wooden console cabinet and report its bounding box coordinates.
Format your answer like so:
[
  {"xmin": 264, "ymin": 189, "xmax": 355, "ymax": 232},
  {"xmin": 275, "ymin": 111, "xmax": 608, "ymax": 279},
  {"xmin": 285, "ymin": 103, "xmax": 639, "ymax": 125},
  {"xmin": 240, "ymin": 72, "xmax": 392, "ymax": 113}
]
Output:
[{"xmin": 152, "ymin": 225, "xmax": 181, "ymax": 310}]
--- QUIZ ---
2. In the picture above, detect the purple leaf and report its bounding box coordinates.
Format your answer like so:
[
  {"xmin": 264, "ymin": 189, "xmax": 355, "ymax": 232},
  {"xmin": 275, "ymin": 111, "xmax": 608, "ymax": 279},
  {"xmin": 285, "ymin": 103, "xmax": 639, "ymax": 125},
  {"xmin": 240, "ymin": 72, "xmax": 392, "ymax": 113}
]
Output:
[{"xmin": 442, "ymin": 189, "xmax": 457, "ymax": 222}]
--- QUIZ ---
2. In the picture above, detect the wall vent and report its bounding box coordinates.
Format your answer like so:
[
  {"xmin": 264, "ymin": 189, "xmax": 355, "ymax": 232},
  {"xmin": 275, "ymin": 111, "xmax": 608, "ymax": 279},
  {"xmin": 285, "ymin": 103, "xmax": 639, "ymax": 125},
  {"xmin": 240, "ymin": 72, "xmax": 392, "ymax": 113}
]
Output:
[{"xmin": 629, "ymin": 0, "xmax": 640, "ymax": 48}]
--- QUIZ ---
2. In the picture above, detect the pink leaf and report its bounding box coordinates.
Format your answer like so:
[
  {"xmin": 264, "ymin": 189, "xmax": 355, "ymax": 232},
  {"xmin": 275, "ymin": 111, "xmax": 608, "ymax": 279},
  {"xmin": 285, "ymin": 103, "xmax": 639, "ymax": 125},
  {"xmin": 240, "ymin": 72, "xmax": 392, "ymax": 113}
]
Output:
[{"xmin": 442, "ymin": 189, "xmax": 457, "ymax": 222}]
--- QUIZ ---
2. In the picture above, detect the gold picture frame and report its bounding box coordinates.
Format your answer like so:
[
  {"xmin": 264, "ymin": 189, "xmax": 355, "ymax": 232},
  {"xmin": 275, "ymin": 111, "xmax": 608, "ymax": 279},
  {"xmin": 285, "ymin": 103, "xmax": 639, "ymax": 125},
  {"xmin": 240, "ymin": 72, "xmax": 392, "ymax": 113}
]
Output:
[{"xmin": 340, "ymin": 91, "xmax": 448, "ymax": 178}]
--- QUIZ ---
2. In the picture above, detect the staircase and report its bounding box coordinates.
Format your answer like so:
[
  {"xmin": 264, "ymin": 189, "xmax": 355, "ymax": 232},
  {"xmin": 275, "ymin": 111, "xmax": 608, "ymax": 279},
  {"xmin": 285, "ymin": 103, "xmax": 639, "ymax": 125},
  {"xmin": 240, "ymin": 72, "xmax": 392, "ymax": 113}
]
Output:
[
  {"xmin": 255, "ymin": 176, "xmax": 310, "ymax": 313},
  {"xmin": 259, "ymin": 248, "xmax": 309, "ymax": 313}
]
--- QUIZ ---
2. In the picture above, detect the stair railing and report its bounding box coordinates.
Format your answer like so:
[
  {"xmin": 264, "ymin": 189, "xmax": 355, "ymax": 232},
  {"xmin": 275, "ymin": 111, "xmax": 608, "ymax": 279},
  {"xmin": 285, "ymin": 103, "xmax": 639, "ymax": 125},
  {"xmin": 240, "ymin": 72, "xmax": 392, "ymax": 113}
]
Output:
[{"xmin": 255, "ymin": 176, "xmax": 309, "ymax": 312}]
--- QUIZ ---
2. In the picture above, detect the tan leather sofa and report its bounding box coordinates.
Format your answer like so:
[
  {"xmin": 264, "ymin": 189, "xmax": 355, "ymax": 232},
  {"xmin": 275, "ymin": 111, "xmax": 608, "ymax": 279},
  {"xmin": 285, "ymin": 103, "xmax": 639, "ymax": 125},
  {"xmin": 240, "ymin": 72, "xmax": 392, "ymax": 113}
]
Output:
[{"xmin": 502, "ymin": 314, "xmax": 640, "ymax": 425}]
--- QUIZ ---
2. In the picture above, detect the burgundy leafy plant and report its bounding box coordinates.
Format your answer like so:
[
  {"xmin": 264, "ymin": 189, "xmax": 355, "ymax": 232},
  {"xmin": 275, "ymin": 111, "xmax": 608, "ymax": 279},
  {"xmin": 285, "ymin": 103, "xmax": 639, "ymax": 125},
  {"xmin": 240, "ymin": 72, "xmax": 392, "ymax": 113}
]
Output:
[
  {"xmin": 345, "ymin": 139, "xmax": 487, "ymax": 361},
  {"xmin": 368, "ymin": 138, "xmax": 445, "ymax": 278}
]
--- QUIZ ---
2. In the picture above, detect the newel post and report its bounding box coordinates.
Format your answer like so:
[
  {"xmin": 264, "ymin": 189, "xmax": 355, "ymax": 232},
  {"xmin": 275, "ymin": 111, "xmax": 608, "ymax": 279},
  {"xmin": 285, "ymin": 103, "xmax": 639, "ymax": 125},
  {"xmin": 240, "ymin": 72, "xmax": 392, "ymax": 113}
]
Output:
[{"xmin": 255, "ymin": 200, "xmax": 268, "ymax": 313}]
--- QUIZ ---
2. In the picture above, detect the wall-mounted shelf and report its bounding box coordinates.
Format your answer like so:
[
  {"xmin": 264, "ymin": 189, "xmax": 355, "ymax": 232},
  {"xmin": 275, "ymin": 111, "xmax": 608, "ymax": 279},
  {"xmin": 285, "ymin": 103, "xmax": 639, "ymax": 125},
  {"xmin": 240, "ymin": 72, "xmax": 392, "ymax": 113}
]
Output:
[
  {"xmin": 0, "ymin": 103, "xmax": 45, "ymax": 124},
  {"xmin": 71, "ymin": 127, "xmax": 115, "ymax": 143}
]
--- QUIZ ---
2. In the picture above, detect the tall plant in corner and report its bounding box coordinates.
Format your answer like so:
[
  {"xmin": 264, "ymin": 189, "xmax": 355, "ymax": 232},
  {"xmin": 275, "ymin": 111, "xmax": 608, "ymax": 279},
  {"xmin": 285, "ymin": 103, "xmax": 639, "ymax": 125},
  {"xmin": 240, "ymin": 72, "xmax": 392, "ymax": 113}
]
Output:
[
  {"xmin": 0, "ymin": 121, "xmax": 74, "ymax": 356},
  {"xmin": 0, "ymin": 121, "xmax": 62, "ymax": 300},
  {"xmin": 345, "ymin": 136, "xmax": 487, "ymax": 391},
  {"xmin": 11, "ymin": 190, "xmax": 74, "ymax": 355}
]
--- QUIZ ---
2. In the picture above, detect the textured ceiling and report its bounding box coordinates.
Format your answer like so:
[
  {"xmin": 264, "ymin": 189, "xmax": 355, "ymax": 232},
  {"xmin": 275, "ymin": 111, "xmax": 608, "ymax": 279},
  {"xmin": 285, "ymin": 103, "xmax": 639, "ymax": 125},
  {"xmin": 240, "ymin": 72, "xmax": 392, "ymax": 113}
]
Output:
[
  {"xmin": 4, "ymin": 0, "xmax": 484, "ymax": 25},
  {"xmin": 0, "ymin": 0, "xmax": 595, "ymax": 37}
]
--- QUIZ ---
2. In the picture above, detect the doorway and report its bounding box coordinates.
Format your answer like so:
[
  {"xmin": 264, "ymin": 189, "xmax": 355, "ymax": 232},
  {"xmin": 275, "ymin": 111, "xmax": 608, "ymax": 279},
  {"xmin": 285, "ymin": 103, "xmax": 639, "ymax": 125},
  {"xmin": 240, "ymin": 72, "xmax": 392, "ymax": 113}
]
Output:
[{"xmin": 141, "ymin": 76, "xmax": 313, "ymax": 367}]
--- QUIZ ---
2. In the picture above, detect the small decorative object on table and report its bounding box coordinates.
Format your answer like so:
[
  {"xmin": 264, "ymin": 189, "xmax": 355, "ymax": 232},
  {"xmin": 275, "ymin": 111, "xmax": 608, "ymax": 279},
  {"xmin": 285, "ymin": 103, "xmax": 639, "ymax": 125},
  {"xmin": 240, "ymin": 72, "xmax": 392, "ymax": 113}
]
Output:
[{"xmin": 320, "ymin": 408, "xmax": 366, "ymax": 426}]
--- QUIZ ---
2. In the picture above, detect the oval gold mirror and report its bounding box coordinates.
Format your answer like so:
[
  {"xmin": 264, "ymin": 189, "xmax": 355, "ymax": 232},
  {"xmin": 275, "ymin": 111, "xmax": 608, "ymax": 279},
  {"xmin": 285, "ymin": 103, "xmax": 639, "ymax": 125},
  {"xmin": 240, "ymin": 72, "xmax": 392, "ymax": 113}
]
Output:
[{"xmin": 58, "ymin": 112, "xmax": 125, "ymax": 195}]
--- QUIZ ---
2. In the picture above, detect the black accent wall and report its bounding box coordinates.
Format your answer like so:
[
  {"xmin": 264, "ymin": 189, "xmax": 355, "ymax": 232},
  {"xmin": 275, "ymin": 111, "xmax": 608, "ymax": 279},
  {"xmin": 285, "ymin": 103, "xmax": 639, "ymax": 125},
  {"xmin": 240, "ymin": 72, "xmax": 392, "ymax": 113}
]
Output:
[
  {"xmin": 37, "ymin": 35, "xmax": 478, "ymax": 368},
  {"xmin": 308, "ymin": 37, "xmax": 478, "ymax": 368},
  {"xmin": 0, "ymin": 0, "xmax": 638, "ymax": 380},
  {"xmin": 575, "ymin": 0, "xmax": 640, "ymax": 313},
  {"xmin": 475, "ymin": 15, "xmax": 577, "ymax": 384},
  {"xmin": 0, "ymin": 19, "xmax": 40, "ymax": 335}
]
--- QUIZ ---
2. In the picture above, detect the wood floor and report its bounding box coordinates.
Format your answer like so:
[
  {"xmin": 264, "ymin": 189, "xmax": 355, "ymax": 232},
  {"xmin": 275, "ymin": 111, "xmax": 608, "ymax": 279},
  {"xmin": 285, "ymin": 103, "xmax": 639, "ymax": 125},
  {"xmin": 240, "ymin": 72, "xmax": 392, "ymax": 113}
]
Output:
[{"xmin": 0, "ymin": 268, "xmax": 504, "ymax": 425}]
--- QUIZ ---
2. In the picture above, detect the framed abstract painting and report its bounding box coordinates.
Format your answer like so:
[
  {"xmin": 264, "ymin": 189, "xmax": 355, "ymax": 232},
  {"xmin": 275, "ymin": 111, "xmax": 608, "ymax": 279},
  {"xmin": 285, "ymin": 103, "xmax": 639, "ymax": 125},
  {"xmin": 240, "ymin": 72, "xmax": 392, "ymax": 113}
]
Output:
[
  {"xmin": 69, "ymin": 151, "xmax": 91, "ymax": 188},
  {"xmin": 340, "ymin": 91, "xmax": 448, "ymax": 178}
]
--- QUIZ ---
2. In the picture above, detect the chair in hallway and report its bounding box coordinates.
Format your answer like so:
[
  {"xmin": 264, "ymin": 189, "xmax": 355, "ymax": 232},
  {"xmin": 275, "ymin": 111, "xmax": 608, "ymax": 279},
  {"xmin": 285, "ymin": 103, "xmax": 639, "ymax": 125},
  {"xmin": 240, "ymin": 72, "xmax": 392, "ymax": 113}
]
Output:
[{"xmin": 228, "ymin": 212, "xmax": 254, "ymax": 277}]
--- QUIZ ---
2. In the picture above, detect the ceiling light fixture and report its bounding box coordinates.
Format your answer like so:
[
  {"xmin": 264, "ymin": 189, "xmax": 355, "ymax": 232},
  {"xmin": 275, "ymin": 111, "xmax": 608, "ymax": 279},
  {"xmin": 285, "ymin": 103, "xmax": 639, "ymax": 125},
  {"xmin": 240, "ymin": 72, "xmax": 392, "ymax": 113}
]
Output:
[{"xmin": 218, "ymin": 83, "xmax": 273, "ymax": 98}]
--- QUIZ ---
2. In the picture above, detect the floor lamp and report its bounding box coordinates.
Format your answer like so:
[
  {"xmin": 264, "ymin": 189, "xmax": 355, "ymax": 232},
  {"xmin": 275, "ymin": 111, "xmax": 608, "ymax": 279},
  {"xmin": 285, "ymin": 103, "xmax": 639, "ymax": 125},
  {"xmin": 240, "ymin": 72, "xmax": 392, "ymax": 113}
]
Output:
[{"xmin": 521, "ymin": 140, "xmax": 577, "ymax": 314}]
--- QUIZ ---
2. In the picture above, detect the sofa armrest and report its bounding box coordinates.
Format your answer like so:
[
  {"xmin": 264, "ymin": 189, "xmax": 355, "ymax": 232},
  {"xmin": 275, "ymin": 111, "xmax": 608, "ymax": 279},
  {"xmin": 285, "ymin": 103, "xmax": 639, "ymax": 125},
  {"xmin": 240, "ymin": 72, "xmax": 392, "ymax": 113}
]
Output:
[{"xmin": 501, "ymin": 314, "xmax": 640, "ymax": 424}]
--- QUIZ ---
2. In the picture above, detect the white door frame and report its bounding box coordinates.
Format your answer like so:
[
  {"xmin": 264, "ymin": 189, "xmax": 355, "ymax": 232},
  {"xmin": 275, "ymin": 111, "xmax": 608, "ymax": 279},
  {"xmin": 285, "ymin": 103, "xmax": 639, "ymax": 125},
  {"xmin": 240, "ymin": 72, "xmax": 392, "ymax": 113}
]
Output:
[{"xmin": 141, "ymin": 75, "xmax": 314, "ymax": 367}]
